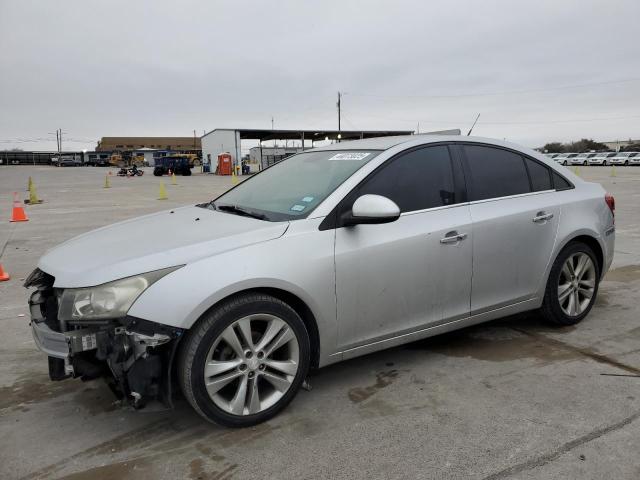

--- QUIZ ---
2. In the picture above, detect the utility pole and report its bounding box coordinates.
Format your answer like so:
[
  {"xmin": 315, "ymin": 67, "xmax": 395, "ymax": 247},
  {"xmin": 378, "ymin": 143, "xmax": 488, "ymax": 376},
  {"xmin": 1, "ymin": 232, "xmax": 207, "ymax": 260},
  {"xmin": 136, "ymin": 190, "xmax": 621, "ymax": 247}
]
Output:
[{"xmin": 337, "ymin": 92, "xmax": 341, "ymax": 133}]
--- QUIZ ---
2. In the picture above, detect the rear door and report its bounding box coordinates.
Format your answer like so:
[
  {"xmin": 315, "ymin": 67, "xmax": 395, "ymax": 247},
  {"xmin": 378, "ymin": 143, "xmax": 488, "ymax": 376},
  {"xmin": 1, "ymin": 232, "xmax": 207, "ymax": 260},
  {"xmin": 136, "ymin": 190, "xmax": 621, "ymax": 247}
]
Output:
[
  {"xmin": 458, "ymin": 144, "xmax": 561, "ymax": 314},
  {"xmin": 334, "ymin": 144, "xmax": 472, "ymax": 350}
]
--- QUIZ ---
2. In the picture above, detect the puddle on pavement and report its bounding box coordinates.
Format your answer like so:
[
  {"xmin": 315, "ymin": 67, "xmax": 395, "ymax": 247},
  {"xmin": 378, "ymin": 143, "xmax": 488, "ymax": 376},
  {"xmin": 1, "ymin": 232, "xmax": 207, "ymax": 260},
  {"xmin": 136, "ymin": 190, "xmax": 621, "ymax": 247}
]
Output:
[
  {"xmin": 405, "ymin": 325, "xmax": 581, "ymax": 364},
  {"xmin": 189, "ymin": 458, "xmax": 237, "ymax": 480},
  {"xmin": 0, "ymin": 373, "xmax": 86, "ymax": 413},
  {"xmin": 72, "ymin": 384, "xmax": 120, "ymax": 415},
  {"xmin": 604, "ymin": 264, "xmax": 640, "ymax": 283},
  {"xmin": 58, "ymin": 458, "xmax": 155, "ymax": 480},
  {"xmin": 348, "ymin": 369, "xmax": 399, "ymax": 403}
]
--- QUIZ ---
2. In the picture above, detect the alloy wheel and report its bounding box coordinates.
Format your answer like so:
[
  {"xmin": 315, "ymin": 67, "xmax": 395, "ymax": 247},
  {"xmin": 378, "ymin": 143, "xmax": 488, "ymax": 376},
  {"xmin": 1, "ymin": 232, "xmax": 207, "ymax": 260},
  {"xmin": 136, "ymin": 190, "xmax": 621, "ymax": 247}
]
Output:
[
  {"xmin": 203, "ymin": 314, "xmax": 299, "ymax": 416},
  {"xmin": 558, "ymin": 253, "xmax": 596, "ymax": 317}
]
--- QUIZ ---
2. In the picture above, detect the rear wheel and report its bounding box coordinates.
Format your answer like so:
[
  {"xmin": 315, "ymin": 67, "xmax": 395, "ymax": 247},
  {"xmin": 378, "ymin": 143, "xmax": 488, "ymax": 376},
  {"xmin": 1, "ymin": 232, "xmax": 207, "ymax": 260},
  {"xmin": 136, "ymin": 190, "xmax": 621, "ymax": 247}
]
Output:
[
  {"xmin": 583, "ymin": 161, "xmax": 587, "ymax": 166},
  {"xmin": 624, "ymin": 160, "xmax": 629, "ymax": 166},
  {"xmin": 603, "ymin": 160, "xmax": 608, "ymax": 166},
  {"xmin": 178, "ymin": 293, "xmax": 310, "ymax": 427},
  {"xmin": 540, "ymin": 242, "xmax": 600, "ymax": 326},
  {"xmin": 563, "ymin": 160, "xmax": 568, "ymax": 166}
]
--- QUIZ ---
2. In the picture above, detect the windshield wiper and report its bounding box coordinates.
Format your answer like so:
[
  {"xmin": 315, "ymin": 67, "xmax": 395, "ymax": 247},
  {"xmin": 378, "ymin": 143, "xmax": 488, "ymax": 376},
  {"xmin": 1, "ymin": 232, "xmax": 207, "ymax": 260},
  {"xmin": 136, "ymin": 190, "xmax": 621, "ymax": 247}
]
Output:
[{"xmin": 214, "ymin": 203, "xmax": 268, "ymax": 220}]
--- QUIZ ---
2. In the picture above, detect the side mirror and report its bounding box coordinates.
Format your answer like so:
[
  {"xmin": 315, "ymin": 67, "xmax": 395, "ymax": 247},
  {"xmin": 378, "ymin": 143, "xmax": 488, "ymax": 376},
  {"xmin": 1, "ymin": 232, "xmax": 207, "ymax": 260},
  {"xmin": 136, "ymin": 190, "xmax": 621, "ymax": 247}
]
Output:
[{"xmin": 343, "ymin": 194, "xmax": 400, "ymax": 226}]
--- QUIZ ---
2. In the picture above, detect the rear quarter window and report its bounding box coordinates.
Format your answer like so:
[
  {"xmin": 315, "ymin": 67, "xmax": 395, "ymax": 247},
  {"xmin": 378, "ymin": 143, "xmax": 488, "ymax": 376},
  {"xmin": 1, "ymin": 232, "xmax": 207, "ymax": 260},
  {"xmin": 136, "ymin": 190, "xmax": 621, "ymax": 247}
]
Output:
[{"xmin": 553, "ymin": 171, "xmax": 572, "ymax": 190}]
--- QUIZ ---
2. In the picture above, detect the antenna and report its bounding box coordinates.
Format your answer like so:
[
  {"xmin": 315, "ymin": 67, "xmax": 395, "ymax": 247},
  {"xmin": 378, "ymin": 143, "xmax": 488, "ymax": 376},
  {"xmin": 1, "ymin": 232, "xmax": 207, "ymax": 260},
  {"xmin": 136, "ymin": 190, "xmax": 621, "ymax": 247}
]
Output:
[{"xmin": 467, "ymin": 114, "xmax": 481, "ymax": 136}]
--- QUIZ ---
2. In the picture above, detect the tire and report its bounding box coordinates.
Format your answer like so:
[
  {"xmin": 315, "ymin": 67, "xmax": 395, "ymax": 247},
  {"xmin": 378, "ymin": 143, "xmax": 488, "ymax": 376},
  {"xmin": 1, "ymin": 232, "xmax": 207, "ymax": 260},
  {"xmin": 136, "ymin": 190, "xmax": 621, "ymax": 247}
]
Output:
[
  {"xmin": 624, "ymin": 160, "xmax": 629, "ymax": 166},
  {"xmin": 153, "ymin": 167, "xmax": 163, "ymax": 176},
  {"xmin": 539, "ymin": 242, "xmax": 600, "ymax": 326},
  {"xmin": 178, "ymin": 293, "xmax": 310, "ymax": 427},
  {"xmin": 563, "ymin": 160, "xmax": 567, "ymax": 166},
  {"xmin": 583, "ymin": 161, "xmax": 587, "ymax": 166},
  {"xmin": 183, "ymin": 168, "xmax": 192, "ymax": 176},
  {"xmin": 603, "ymin": 160, "xmax": 607, "ymax": 166}
]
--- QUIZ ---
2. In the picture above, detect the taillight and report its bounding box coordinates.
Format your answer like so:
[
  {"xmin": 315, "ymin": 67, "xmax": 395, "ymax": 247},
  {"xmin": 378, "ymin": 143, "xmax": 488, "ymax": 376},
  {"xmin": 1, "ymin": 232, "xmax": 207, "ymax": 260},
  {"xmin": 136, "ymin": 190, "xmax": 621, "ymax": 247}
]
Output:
[{"xmin": 605, "ymin": 193, "xmax": 615, "ymax": 222}]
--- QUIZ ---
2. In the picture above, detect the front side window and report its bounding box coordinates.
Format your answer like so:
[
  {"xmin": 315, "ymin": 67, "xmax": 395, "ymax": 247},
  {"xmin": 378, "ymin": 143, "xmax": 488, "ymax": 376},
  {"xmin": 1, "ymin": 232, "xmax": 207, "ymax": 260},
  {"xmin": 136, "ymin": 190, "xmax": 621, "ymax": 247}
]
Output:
[
  {"xmin": 463, "ymin": 145, "xmax": 530, "ymax": 200},
  {"xmin": 212, "ymin": 150, "xmax": 381, "ymax": 221},
  {"xmin": 355, "ymin": 145, "xmax": 456, "ymax": 212}
]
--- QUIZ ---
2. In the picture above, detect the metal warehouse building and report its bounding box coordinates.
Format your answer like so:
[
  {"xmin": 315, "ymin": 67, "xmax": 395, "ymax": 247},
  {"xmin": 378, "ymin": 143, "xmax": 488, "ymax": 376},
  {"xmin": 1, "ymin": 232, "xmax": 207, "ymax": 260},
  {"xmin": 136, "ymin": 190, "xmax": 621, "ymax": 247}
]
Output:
[{"xmin": 200, "ymin": 128, "xmax": 416, "ymax": 173}]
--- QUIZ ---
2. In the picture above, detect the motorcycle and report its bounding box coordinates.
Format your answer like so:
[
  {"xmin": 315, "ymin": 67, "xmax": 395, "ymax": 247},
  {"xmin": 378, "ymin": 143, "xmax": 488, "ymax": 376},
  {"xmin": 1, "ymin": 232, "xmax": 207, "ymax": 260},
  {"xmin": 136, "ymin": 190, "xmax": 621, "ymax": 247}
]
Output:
[{"xmin": 117, "ymin": 167, "xmax": 144, "ymax": 177}]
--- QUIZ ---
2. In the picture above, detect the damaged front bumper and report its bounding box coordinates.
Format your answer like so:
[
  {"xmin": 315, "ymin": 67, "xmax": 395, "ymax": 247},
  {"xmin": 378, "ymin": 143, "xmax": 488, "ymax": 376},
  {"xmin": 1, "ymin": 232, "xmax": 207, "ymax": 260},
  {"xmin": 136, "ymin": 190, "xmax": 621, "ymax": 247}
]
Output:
[{"xmin": 26, "ymin": 268, "xmax": 184, "ymax": 408}]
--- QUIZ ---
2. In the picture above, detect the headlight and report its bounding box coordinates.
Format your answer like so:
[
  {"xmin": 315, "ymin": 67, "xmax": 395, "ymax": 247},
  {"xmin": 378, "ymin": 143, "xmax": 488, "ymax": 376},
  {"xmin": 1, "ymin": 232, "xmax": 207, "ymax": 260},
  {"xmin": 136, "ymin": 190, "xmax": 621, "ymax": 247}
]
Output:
[{"xmin": 57, "ymin": 266, "xmax": 181, "ymax": 321}]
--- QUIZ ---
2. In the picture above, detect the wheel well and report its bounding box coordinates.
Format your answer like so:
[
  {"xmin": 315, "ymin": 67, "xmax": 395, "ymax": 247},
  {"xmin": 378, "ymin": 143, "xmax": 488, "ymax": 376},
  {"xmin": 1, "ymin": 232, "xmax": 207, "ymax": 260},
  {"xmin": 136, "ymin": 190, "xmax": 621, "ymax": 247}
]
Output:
[
  {"xmin": 205, "ymin": 287, "xmax": 321, "ymax": 369},
  {"xmin": 567, "ymin": 235, "xmax": 604, "ymax": 274}
]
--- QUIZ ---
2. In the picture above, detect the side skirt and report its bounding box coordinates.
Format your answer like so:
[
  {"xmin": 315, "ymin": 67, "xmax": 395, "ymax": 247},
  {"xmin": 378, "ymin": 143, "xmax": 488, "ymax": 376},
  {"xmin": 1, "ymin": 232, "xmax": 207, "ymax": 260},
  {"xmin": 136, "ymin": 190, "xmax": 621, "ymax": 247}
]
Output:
[{"xmin": 324, "ymin": 297, "xmax": 539, "ymax": 365}]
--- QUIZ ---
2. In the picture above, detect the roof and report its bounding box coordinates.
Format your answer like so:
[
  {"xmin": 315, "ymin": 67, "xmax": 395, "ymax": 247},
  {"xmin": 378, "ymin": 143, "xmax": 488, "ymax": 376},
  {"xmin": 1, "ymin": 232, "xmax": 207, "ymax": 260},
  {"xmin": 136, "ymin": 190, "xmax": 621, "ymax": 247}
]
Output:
[
  {"xmin": 310, "ymin": 132, "xmax": 469, "ymax": 151},
  {"xmin": 202, "ymin": 128, "xmax": 415, "ymax": 142}
]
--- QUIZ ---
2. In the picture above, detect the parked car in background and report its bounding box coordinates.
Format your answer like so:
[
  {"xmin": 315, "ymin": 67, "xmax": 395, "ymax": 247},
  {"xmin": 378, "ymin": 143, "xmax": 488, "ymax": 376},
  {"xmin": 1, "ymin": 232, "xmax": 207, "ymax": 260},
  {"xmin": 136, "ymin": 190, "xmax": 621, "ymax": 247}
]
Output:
[
  {"xmin": 588, "ymin": 152, "xmax": 617, "ymax": 166},
  {"xmin": 554, "ymin": 153, "xmax": 578, "ymax": 165},
  {"xmin": 58, "ymin": 154, "xmax": 83, "ymax": 167},
  {"xmin": 25, "ymin": 135, "xmax": 615, "ymax": 427},
  {"xmin": 610, "ymin": 152, "xmax": 639, "ymax": 166},
  {"xmin": 628, "ymin": 153, "xmax": 640, "ymax": 165},
  {"xmin": 544, "ymin": 153, "xmax": 560, "ymax": 160},
  {"xmin": 570, "ymin": 153, "xmax": 598, "ymax": 166}
]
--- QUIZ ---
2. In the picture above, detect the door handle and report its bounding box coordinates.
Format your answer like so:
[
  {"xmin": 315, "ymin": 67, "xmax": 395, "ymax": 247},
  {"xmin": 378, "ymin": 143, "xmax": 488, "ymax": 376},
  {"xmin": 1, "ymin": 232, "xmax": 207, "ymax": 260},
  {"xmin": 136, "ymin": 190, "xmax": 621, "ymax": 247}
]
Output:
[
  {"xmin": 532, "ymin": 212, "xmax": 554, "ymax": 223},
  {"xmin": 440, "ymin": 232, "xmax": 468, "ymax": 244}
]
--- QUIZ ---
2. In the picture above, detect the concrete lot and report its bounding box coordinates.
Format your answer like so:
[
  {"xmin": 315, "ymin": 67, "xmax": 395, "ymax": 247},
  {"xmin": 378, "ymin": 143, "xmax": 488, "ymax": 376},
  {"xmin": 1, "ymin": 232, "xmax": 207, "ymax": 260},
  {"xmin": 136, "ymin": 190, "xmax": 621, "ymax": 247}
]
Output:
[{"xmin": 1, "ymin": 165, "xmax": 639, "ymax": 480}]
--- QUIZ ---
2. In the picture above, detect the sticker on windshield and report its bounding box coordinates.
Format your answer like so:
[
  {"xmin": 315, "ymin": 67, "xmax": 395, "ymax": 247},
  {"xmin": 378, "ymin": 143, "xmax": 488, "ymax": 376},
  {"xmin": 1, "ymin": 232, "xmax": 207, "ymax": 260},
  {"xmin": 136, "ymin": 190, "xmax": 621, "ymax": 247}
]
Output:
[
  {"xmin": 290, "ymin": 204, "xmax": 306, "ymax": 212},
  {"xmin": 328, "ymin": 152, "xmax": 371, "ymax": 161},
  {"xmin": 301, "ymin": 196, "xmax": 314, "ymax": 203}
]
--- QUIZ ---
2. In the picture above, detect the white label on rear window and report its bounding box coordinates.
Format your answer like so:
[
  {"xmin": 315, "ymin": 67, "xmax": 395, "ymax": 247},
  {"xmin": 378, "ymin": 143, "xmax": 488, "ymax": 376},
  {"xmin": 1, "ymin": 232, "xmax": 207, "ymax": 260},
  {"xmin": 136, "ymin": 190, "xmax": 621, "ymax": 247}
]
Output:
[
  {"xmin": 301, "ymin": 196, "xmax": 314, "ymax": 203},
  {"xmin": 328, "ymin": 152, "xmax": 371, "ymax": 161},
  {"xmin": 290, "ymin": 204, "xmax": 306, "ymax": 212}
]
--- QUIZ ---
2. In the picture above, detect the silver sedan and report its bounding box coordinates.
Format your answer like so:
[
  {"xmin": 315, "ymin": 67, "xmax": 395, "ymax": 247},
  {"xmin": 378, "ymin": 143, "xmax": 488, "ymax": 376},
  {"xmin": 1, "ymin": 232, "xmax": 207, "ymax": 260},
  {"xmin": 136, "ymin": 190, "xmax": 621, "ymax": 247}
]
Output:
[{"xmin": 26, "ymin": 135, "xmax": 615, "ymax": 427}]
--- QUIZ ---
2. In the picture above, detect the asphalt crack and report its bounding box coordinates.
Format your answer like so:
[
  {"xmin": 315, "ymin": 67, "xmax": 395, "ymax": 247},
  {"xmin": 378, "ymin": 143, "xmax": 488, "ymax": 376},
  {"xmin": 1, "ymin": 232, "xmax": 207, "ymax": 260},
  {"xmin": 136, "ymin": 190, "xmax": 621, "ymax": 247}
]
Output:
[{"xmin": 481, "ymin": 410, "xmax": 640, "ymax": 480}]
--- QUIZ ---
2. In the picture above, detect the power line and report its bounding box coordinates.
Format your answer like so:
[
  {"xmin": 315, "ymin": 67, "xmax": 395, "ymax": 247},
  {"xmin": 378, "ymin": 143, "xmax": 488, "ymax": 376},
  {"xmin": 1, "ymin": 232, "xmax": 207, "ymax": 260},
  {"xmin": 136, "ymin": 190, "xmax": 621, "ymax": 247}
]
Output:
[
  {"xmin": 348, "ymin": 77, "xmax": 640, "ymax": 100},
  {"xmin": 354, "ymin": 112, "xmax": 640, "ymax": 126}
]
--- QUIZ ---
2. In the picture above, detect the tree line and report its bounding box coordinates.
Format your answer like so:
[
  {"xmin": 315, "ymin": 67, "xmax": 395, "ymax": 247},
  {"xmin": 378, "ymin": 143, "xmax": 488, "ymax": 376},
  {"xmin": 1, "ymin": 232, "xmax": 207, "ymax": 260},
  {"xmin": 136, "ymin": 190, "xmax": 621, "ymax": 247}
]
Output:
[{"xmin": 541, "ymin": 138, "xmax": 640, "ymax": 153}]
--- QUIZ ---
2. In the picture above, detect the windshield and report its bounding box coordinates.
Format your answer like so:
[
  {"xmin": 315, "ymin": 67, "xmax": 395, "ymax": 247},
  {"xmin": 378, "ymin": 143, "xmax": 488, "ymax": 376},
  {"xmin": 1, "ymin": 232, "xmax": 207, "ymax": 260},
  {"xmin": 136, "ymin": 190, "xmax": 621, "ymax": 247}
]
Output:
[{"xmin": 209, "ymin": 150, "xmax": 381, "ymax": 221}]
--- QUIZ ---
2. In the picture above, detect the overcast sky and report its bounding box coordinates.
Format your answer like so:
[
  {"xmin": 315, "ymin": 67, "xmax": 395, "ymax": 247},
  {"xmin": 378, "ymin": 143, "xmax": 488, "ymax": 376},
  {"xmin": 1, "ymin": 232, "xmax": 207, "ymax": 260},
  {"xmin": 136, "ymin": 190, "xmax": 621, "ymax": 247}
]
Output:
[{"xmin": 1, "ymin": 0, "xmax": 639, "ymax": 151}]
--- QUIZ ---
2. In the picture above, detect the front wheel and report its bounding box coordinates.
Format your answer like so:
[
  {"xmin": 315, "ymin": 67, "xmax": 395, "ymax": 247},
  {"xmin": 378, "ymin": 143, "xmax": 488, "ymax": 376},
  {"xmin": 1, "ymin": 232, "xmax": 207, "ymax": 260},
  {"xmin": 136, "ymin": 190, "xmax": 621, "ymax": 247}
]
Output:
[
  {"xmin": 178, "ymin": 293, "xmax": 310, "ymax": 427},
  {"xmin": 539, "ymin": 242, "xmax": 600, "ymax": 326},
  {"xmin": 603, "ymin": 160, "xmax": 607, "ymax": 166}
]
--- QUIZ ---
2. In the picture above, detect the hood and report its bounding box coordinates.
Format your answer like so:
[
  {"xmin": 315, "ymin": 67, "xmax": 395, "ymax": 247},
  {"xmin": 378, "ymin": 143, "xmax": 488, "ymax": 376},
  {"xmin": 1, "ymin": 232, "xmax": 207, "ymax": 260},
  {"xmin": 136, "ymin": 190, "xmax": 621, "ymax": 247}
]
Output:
[{"xmin": 39, "ymin": 206, "xmax": 289, "ymax": 287}]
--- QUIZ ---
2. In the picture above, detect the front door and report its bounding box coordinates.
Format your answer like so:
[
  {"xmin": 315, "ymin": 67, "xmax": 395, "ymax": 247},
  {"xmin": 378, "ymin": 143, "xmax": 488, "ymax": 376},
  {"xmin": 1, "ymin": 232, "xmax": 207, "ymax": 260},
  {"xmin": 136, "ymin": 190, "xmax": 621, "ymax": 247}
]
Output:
[{"xmin": 334, "ymin": 145, "xmax": 473, "ymax": 351}]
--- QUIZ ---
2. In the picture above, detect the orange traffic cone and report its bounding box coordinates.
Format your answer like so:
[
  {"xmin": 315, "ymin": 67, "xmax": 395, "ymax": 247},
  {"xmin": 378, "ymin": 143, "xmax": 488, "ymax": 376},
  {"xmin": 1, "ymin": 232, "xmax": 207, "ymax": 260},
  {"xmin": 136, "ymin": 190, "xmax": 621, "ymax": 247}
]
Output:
[
  {"xmin": 10, "ymin": 192, "xmax": 28, "ymax": 222},
  {"xmin": 0, "ymin": 263, "xmax": 9, "ymax": 282}
]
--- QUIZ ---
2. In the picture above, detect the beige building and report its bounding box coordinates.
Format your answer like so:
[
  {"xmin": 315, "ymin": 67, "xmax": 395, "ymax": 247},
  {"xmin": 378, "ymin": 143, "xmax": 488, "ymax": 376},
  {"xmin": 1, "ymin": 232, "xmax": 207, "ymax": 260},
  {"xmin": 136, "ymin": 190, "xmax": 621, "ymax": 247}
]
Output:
[
  {"xmin": 96, "ymin": 137, "xmax": 201, "ymax": 152},
  {"xmin": 602, "ymin": 139, "xmax": 640, "ymax": 151}
]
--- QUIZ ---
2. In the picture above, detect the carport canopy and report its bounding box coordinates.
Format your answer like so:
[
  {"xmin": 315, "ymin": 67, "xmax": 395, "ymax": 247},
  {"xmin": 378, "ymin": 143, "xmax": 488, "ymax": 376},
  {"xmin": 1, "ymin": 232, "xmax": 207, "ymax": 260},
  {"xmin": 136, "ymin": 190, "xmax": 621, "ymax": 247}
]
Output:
[{"xmin": 203, "ymin": 128, "xmax": 415, "ymax": 143}]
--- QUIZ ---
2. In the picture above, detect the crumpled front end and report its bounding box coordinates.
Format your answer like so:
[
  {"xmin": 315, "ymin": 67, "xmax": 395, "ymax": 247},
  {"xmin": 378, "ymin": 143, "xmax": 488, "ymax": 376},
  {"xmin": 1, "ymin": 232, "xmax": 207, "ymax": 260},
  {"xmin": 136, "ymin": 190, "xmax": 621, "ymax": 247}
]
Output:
[{"xmin": 25, "ymin": 268, "xmax": 184, "ymax": 408}]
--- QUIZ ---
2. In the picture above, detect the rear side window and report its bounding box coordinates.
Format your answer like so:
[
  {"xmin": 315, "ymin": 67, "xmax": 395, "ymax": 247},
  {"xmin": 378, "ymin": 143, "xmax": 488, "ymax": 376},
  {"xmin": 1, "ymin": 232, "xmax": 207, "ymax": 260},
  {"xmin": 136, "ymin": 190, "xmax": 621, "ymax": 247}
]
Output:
[
  {"xmin": 553, "ymin": 172, "xmax": 572, "ymax": 190},
  {"xmin": 463, "ymin": 145, "xmax": 531, "ymax": 201},
  {"xmin": 357, "ymin": 145, "xmax": 455, "ymax": 212},
  {"xmin": 524, "ymin": 157, "xmax": 552, "ymax": 191}
]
